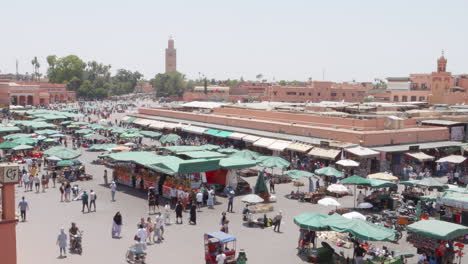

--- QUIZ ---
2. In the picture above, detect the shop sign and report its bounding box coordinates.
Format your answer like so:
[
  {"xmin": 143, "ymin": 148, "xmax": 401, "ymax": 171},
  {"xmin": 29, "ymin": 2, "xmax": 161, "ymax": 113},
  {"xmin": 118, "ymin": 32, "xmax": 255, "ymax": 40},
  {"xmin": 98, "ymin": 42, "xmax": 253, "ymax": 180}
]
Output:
[{"xmin": 0, "ymin": 163, "xmax": 20, "ymax": 184}]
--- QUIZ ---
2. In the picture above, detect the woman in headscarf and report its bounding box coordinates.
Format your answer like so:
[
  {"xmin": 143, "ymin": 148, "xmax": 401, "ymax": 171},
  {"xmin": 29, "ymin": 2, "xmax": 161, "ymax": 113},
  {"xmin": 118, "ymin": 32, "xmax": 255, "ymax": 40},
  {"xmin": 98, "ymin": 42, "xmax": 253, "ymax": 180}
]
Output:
[
  {"xmin": 189, "ymin": 204, "xmax": 197, "ymax": 225},
  {"xmin": 112, "ymin": 212, "xmax": 123, "ymax": 238}
]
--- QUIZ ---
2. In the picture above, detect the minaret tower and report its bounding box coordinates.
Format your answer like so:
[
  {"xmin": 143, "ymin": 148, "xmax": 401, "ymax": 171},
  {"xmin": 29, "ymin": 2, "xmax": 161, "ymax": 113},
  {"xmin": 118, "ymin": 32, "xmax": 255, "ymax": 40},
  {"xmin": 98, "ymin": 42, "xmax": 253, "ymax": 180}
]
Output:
[{"xmin": 165, "ymin": 36, "xmax": 177, "ymax": 73}]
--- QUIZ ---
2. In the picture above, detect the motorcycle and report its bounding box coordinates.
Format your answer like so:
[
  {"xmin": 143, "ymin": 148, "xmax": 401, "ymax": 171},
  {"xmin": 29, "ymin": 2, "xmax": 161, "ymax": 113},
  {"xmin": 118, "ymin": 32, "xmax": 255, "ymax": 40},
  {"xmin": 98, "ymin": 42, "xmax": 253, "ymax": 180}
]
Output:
[{"xmin": 70, "ymin": 232, "xmax": 83, "ymax": 254}]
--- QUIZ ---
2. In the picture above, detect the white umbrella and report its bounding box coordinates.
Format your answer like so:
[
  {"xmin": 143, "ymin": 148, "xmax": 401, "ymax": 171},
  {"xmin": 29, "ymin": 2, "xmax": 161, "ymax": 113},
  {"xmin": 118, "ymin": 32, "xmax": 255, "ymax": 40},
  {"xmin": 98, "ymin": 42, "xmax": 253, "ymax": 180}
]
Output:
[
  {"xmin": 318, "ymin": 197, "xmax": 341, "ymax": 207},
  {"xmin": 241, "ymin": 194, "xmax": 264, "ymax": 204},
  {"xmin": 326, "ymin": 184, "xmax": 349, "ymax": 194},
  {"xmin": 342, "ymin": 211, "xmax": 366, "ymax": 221},
  {"xmin": 336, "ymin": 159, "xmax": 359, "ymax": 167},
  {"xmin": 36, "ymin": 135, "xmax": 47, "ymax": 140},
  {"xmin": 357, "ymin": 202, "xmax": 373, "ymax": 209},
  {"xmin": 124, "ymin": 142, "xmax": 136, "ymax": 147},
  {"xmin": 46, "ymin": 156, "xmax": 62, "ymax": 161},
  {"xmin": 50, "ymin": 133, "xmax": 65, "ymax": 138},
  {"xmin": 436, "ymin": 155, "xmax": 466, "ymax": 164}
]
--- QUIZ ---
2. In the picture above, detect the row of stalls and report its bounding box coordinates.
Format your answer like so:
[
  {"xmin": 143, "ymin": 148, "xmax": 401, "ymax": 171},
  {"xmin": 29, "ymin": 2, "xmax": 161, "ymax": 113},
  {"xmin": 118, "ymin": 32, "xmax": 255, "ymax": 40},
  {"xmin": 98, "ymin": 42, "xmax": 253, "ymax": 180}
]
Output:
[{"xmin": 100, "ymin": 150, "xmax": 257, "ymax": 196}]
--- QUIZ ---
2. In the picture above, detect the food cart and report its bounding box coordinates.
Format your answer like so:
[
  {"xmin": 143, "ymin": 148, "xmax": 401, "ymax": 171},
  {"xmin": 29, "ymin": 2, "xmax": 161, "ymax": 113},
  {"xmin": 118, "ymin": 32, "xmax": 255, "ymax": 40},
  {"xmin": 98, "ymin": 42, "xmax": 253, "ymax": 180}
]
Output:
[{"xmin": 204, "ymin": 232, "xmax": 237, "ymax": 264}]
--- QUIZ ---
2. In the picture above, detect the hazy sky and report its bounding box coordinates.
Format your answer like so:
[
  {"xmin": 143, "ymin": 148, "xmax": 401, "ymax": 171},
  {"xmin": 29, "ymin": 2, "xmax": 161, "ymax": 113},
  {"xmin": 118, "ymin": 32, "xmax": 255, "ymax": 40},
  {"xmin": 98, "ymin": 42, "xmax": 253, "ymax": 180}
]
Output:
[{"xmin": 1, "ymin": 0, "xmax": 467, "ymax": 82}]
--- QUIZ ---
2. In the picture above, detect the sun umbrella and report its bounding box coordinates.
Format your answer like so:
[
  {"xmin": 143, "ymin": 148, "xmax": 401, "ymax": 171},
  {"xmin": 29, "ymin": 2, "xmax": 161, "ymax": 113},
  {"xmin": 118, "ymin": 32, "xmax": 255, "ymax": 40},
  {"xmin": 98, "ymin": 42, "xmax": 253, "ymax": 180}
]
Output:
[
  {"xmin": 367, "ymin": 172, "xmax": 398, "ymax": 181},
  {"xmin": 0, "ymin": 141, "xmax": 19, "ymax": 149},
  {"xmin": 50, "ymin": 133, "xmax": 65, "ymax": 138},
  {"xmin": 254, "ymin": 172, "xmax": 269, "ymax": 196},
  {"xmin": 340, "ymin": 175, "xmax": 370, "ymax": 185},
  {"xmin": 326, "ymin": 184, "xmax": 349, "ymax": 194},
  {"xmin": 284, "ymin": 170, "xmax": 316, "ymax": 179},
  {"xmin": 11, "ymin": 137, "xmax": 38, "ymax": 145},
  {"xmin": 336, "ymin": 159, "xmax": 360, "ymax": 167},
  {"xmin": 12, "ymin": 144, "xmax": 34, "ymax": 151},
  {"xmin": 46, "ymin": 156, "xmax": 62, "ymax": 161},
  {"xmin": 293, "ymin": 213, "xmax": 330, "ymax": 231},
  {"xmin": 256, "ymin": 156, "xmax": 290, "ymax": 169},
  {"xmin": 241, "ymin": 194, "xmax": 264, "ymax": 204},
  {"xmin": 57, "ymin": 159, "xmax": 82, "ymax": 166},
  {"xmin": 159, "ymin": 134, "xmax": 181, "ymax": 144},
  {"xmin": 3, "ymin": 133, "xmax": 32, "ymax": 140},
  {"xmin": 342, "ymin": 211, "xmax": 366, "ymax": 221},
  {"xmin": 357, "ymin": 202, "xmax": 373, "ymax": 209},
  {"xmin": 315, "ymin": 166, "xmax": 344, "ymax": 178},
  {"xmin": 119, "ymin": 132, "xmax": 142, "ymax": 139},
  {"xmin": 231, "ymin": 149, "xmax": 261, "ymax": 160},
  {"xmin": 318, "ymin": 197, "xmax": 341, "ymax": 207},
  {"xmin": 44, "ymin": 147, "xmax": 81, "ymax": 160},
  {"xmin": 436, "ymin": 155, "xmax": 467, "ymax": 164}
]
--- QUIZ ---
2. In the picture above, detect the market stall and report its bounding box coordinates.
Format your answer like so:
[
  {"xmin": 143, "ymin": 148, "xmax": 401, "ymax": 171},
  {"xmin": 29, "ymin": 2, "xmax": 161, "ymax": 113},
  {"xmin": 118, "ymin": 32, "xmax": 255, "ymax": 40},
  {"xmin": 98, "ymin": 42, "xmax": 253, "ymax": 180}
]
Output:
[{"xmin": 407, "ymin": 220, "xmax": 468, "ymax": 264}]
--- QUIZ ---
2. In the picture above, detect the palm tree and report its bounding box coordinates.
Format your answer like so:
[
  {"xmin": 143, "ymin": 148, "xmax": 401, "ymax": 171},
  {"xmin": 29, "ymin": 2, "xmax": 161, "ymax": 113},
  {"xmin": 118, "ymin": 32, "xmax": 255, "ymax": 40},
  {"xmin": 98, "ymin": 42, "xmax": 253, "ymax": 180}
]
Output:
[{"xmin": 31, "ymin": 57, "xmax": 40, "ymax": 81}]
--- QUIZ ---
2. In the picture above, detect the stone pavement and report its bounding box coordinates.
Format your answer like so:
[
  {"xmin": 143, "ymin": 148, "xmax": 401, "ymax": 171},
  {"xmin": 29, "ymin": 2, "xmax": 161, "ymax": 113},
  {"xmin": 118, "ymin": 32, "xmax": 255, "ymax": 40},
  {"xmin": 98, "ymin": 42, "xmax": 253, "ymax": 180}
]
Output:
[{"xmin": 13, "ymin": 104, "xmax": 466, "ymax": 264}]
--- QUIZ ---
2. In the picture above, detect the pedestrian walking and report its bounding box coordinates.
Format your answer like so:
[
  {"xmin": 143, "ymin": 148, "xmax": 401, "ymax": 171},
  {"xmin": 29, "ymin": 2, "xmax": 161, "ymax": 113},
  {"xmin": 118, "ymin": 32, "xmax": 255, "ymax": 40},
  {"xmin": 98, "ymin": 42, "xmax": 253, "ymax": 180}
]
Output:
[
  {"xmin": 22, "ymin": 172, "xmax": 29, "ymax": 192},
  {"xmin": 103, "ymin": 169, "xmax": 108, "ymax": 185},
  {"xmin": 196, "ymin": 190, "xmax": 203, "ymax": 211},
  {"xmin": 207, "ymin": 187, "xmax": 215, "ymax": 209},
  {"xmin": 41, "ymin": 175, "xmax": 47, "ymax": 192},
  {"xmin": 112, "ymin": 212, "xmax": 123, "ymax": 238},
  {"xmin": 175, "ymin": 201, "xmax": 183, "ymax": 224},
  {"xmin": 52, "ymin": 170, "xmax": 57, "ymax": 188},
  {"xmin": 153, "ymin": 214, "xmax": 162, "ymax": 243},
  {"xmin": 18, "ymin": 196, "xmax": 29, "ymax": 222},
  {"xmin": 89, "ymin": 190, "xmax": 97, "ymax": 212},
  {"xmin": 34, "ymin": 174, "xmax": 40, "ymax": 193},
  {"xmin": 164, "ymin": 202, "xmax": 171, "ymax": 224},
  {"xmin": 157, "ymin": 212, "xmax": 165, "ymax": 240},
  {"xmin": 146, "ymin": 217, "xmax": 154, "ymax": 244},
  {"xmin": 65, "ymin": 182, "xmax": 71, "ymax": 202},
  {"xmin": 81, "ymin": 191, "xmax": 89, "ymax": 213},
  {"xmin": 135, "ymin": 224, "xmax": 147, "ymax": 249},
  {"xmin": 227, "ymin": 190, "xmax": 234, "ymax": 213},
  {"xmin": 269, "ymin": 178, "xmax": 275, "ymax": 193},
  {"xmin": 56, "ymin": 227, "xmax": 67, "ymax": 258},
  {"xmin": 189, "ymin": 204, "xmax": 197, "ymax": 225},
  {"xmin": 59, "ymin": 183, "xmax": 64, "ymax": 202},
  {"xmin": 273, "ymin": 210, "xmax": 283, "ymax": 232},
  {"xmin": 221, "ymin": 220, "xmax": 229, "ymax": 233},
  {"xmin": 110, "ymin": 181, "xmax": 117, "ymax": 201}
]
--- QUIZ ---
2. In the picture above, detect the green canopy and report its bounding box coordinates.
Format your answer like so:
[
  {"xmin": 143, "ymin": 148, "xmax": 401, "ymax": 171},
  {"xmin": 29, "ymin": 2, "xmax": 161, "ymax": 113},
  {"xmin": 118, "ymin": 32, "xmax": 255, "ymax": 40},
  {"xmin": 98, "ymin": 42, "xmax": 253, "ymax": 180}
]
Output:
[
  {"xmin": 35, "ymin": 129, "xmax": 60, "ymax": 135},
  {"xmin": 315, "ymin": 166, "xmax": 344, "ymax": 178},
  {"xmin": 181, "ymin": 151, "xmax": 226, "ymax": 159},
  {"xmin": 204, "ymin": 129, "xmax": 221, "ymax": 136},
  {"xmin": 83, "ymin": 134, "xmax": 108, "ymax": 141},
  {"xmin": 293, "ymin": 213, "xmax": 330, "ymax": 230},
  {"xmin": 11, "ymin": 137, "xmax": 38, "ymax": 145},
  {"xmin": 407, "ymin": 220, "xmax": 468, "ymax": 240},
  {"xmin": 44, "ymin": 147, "xmax": 81, "ymax": 160},
  {"xmin": 230, "ymin": 149, "xmax": 261, "ymax": 160},
  {"xmin": 177, "ymin": 159, "xmax": 220, "ymax": 174},
  {"xmin": 139, "ymin": 130, "xmax": 162, "ymax": 139},
  {"xmin": 368, "ymin": 179, "xmax": 397, "ymax": 189},
  {"xmin": 256, "ymin": 156, "xmax": 290, "ymax": 169},
  {"xmin": 43, "ymin": 138, "xmax": 56, "ymax": 143},
  {"xmin": 162, "ymin": 145, "xmax": 220, "ymax": 153},
  {"xmin": 3, "ymin": 133, "xmax": 32, "ymax": 140},
  {"xmin": 159, "ymin": 134, "xmax": 181, "ymax": 144},
  {"xmin": 284, "ymin": 170, "xmax": 316, "ymax": 179},
  {"xmin": 213, "ymin": 130, "xmax": 233, "ymax": 138},
  {"xmin": 12, "ymin": 144, "xmax": 34, "ymax": 151},
  {"xmin": 219, "ymin": 157, "xmax": 257, "ymax": 169},
  {"xmin": 254, "ymin": 172, "xmax": 269, "ymax": 195},
  {"xmin": 57, "ymin": 159, "xmax": 82, "ymax": 167},
  {"xmin": 30, "ymin": 123, "xmax": 56, "ymax": 130},
  {"xmin": 400, "ymin": 180, "xmax": 419, "ymax": 186},
  {"xmin": 89, "ymin": 124, "xmax": 106, "ymax": 130},
  {"xmin": 88, "ymin": 144, "xmax": 119, "ymax": 151},
  {"xmin": 340, "ymin": 175, "xmax": 370, "ymax": 185},
  {"xmin": 75, "ymin": 129, "xmax": 93, "ymax": 135},
  {"xmin": 119, "ymin": 132, "xmax": 142, "ymax": 138},
  {"xmin": 217, "ymin": 148, "xmax": 239, "ymax": 154},
  {"xmin": 0, "ymin": 126, "xmax": 21, "ymax": 133},
  {"xmin": 0, "ymin": 141, "xmax": 19, "ymax": 149},
  {"xmin": 415, "ymin": 177, "xmax": 445, "ymax": 188}
]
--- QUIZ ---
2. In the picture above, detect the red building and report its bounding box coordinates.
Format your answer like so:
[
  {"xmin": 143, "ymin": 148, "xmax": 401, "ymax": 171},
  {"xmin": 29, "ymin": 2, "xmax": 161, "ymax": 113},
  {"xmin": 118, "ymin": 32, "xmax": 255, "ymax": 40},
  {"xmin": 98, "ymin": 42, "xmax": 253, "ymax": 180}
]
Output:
[{"xmin": 0, "ymin": 80, "xmax": 76, "ymax": 106}]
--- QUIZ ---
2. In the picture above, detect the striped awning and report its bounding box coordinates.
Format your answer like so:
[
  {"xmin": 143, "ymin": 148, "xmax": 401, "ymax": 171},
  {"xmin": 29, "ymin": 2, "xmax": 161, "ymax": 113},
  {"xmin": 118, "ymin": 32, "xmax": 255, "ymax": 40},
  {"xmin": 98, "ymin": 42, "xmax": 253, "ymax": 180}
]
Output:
[
  {"xmin": 286, "ymin": 142, "xmax": 313, "ymax": 153},
  {"xmin": 308, "ymin": 147, "xmax": 341, "ymax": 160},
  {"xmin": 268, "ymin": 140, "xmax": 292, "ymax": 152}
]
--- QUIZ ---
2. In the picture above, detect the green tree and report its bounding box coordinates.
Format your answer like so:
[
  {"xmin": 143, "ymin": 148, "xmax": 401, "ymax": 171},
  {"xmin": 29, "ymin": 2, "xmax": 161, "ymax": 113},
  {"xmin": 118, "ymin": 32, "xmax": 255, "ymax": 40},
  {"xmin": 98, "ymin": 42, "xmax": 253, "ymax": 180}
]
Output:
[
  {"xmin": 150, "ymin": 72, "xmax": 187, "ymax": 98},
  {"xmin": 46, "ymin": 55, "xmax": 86, "ymax": 86}
]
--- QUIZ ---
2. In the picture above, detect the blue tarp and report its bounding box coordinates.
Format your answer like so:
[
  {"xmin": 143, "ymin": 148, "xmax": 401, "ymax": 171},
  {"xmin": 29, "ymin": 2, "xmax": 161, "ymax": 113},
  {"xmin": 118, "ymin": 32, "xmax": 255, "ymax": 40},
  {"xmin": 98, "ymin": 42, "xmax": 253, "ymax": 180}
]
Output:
[{"xmin": 207, "ymin": 231, "xmax": 236, "ymax": 243}]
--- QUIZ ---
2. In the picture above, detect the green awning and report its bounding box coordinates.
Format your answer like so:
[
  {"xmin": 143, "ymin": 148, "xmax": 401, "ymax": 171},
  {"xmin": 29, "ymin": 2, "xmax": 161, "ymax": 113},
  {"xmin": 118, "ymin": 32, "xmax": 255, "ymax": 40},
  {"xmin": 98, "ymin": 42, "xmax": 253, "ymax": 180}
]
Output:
[
  {"xmin": 180, "ymin": 151, "xmax": 227, "ymax": 159},
  {"xmin": 0, "ymin": 141, "xmax": 20, "ymax": 149},
  {"xmin": 294, "ymin": 213, "xmax": 330, "ymax": 230},
  {"xmin": 230, "ymin": 149, "xmax": 261, "ymax": 160},
  {"xmin": 124, "ymin": 117, "xmax": 137, "ymax": 123},
  {"xmin": 139, "ymin": 130, "xmax": 162, "ymax": 139},
  {"xmin": 256, "ymin": 156, "xmax": 290, "ymax": 169},
  {"xmin": 0, "ymin": 126, "xmax": 21, "ymax": 133},
  {"xmin": 44, "ymin": 147, "xmax": 81, "ymax": 159},
  {"xmin": 203, "ymin": 129, "xmax": 221, "ymax": 136},
  {"xmin": 178, "ymin": 159, "xmax": 220, "ymax": 174},
  {"xmin": 11, "ymin": 137, "xmax": 38, "ymax": 145},
  {"xmin": 315, "ymin": 166, "xmax": 344, "ymax": 178},
  {"xmin": 340, "ymin": 175, "xmax": 370, "ymax": 185},
  {"xmin": 159, "ymin": 134, "xmax": 181, "ymax": 144},
  {"xmin": 35, "ymin": 129, "xmax": 60, "ymax": 135},
  {"xmin": 325, "ymin": 213, "xmax": 396, "ymax": 241},
  {"xmin": 217, "ymin": 148, "xmax": 239, "ymax": 154},
  {"xmin": 119, "ymin": 132, "xmax": 142, "ymax": 138},
  {"xmin": 214, "ymin": 130, "xmax": 233, "ymax": 138},
  {"xmin": 368, "ymin": 179, "xmax": 397, "ymax": 189},
  {"xmin": 407, "ymin": 220, "xmax": 468, "ymax": 240},
  {"xmin": 284, "ymin": 170, "xmax": 316, "ymax": 179},
  {"xmin": 219, "ymin": 157, "xmax": 257, "ymax": 169},
  {"xmin": 3, "ymin": 133, "xmax": 31, "ymax": 140}
]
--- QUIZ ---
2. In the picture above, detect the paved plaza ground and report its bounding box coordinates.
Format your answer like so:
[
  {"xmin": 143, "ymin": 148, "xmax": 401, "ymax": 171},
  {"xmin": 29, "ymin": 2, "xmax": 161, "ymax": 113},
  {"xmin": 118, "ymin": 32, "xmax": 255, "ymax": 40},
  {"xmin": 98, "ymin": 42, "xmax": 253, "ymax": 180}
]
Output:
[{"xmin": 13, "ymin": 104, "xmax": 467, "ymax": 264}]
